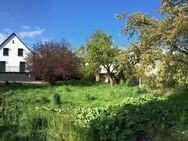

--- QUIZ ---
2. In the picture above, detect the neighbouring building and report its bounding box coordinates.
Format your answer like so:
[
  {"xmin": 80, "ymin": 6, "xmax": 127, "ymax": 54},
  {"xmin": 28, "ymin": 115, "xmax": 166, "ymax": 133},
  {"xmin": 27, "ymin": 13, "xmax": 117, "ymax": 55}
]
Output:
[
  {"xmin": 96, "ymin": 65, "xmax": 115, "ymax": 83},
  {"xmin": 0, "ymin": 33, "xmax": 35, "ymax": 81}
]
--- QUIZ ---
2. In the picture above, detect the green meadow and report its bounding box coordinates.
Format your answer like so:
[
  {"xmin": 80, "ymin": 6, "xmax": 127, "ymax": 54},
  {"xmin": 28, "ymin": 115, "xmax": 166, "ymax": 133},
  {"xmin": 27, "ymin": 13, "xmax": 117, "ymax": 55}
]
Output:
[{"xmin": 0, "ymin": 81, "xmax": 188, "ymax": 141}]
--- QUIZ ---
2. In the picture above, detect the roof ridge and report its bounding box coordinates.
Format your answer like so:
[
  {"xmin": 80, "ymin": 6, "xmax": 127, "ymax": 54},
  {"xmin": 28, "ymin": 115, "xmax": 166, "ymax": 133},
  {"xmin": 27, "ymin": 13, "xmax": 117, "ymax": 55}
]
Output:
[
  {"xmin": 0, "ymin": 32, "xmax": 32, "ymax": 52},
  {"xmin": 0, "ymin": 32, "xmax": 16, "ymax": 47}
]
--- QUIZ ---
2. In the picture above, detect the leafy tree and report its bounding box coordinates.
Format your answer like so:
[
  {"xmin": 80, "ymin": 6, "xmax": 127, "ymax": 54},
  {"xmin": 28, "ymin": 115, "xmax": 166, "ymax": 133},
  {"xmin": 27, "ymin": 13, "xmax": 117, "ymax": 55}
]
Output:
[
  {"xmin": 76, "ymin": 45, "xmax": 95, "ymax": 80},
  {"xmin": 26, "ymin": 40, "xmax": 80, "ymax": 85},
  {"xmin": 116, "ymin": 0, "xmax": 188, "ymax": 86},
  {"xmin": 80, "ymin": 30, "xmax": 118, "ymax": 85},
  {"xmin": 115, "ymin": 43, "xmax": 140, "ymax": 81},
  {"xmin": 115, "ymin": 42, "xmax": 162, "ymax": 86},
  {"xmin": 117, "ymin": 0, "xmax": 188, "ymax": 59},
  {"xmin": 157, "ymin": 50, "xmax": 188, "ymax": 86}
]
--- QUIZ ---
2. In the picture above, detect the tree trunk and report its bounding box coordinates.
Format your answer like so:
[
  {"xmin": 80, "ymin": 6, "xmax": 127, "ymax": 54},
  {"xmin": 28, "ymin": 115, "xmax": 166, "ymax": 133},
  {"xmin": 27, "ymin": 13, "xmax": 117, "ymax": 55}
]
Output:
[
  {"xmin": 107, "ymin": 73, "xmax": 115, "ymax": 86},
  {"xmin": 110, "ymin": 77, "xmax": 115, "ymax": 86},
  {"xmin": 48, "ymin": 75, "xmax": 56, "ymax": 85}
]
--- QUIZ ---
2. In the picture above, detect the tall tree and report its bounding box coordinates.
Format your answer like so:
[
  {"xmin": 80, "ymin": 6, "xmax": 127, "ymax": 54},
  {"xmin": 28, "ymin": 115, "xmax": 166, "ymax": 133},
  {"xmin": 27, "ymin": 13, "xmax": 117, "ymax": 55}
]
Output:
[
  {"xmin": 80, "ymin": 30, "xmax": 118, "ymax": 85},
  {"xmin": 116, "ymin": 0, "xmax": 188, "ymax": 86},
  {"xmin": 116, "ymin": 0, "xmax": 188, "ymax": 64},
  {"xmin": 26, "ymin": 40, "xmax": 80, "ymax": 85},
  {"xmin": 115, "ymin": 42, "xmax": 162, "ymax": 86}
]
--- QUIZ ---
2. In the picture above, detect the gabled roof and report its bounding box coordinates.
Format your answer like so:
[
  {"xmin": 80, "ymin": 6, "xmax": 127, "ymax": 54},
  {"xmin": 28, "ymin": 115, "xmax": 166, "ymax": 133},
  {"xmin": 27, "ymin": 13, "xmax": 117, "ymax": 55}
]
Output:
[{"xmin": 0, "ymin": 32, "xmax": 32, "ymax": 52}]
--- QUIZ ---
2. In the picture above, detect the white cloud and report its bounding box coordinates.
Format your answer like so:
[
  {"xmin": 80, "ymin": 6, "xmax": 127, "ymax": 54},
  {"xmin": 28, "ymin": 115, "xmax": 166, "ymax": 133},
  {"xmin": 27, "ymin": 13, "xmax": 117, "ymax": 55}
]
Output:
[
  {"xmin": 0, "ymin": 33, "xmax": 7, "ymax": 44},
  {"xmin": 19, "ymin": 27, "xmax": 45, "ymax": 38}
]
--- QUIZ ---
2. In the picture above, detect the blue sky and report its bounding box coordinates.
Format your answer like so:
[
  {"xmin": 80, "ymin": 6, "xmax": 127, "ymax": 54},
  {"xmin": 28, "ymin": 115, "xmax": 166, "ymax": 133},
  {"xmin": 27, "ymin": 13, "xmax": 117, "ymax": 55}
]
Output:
[{"xmin": 0, "ymin": 0, "xmax": 162, "ymax": 48}]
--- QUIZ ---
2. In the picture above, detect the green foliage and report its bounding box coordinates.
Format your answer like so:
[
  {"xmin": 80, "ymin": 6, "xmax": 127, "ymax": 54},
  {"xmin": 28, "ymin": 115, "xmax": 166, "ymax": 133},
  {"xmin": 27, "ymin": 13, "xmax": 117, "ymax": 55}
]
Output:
[
  {"xmin": 31, "ymin": 116, "xmax": 48, "ymax": 131},
  {"xmin": 79, "ymin": 30, "xmax": 118, "ymax": 84},
  {"xmin": 75, "ymin": 93, "xmax": 188, "ymax": 140},
  {"xmin": 1, "ymin": 131, "xmax": 16, "ymax": 141},
  {"xmin": 115, "ymin": 42, "xmax": 141, "ymax": 81},
  {"xmin": 30, "ymin": 116, "xmax": 48, "ymax": 141},
  {"xmin": 64, "ymin": 87, "xmax": 71, "ymax": 93},
  {"xmin": 85, "ymin": 94, "xmax": 97, "ymax": 101},
  {"xmin": 142, "ymin": 75, "xmax": 156, "ymax": 87},
  {"xmin": 0, "ymin": 82, "xmax": 187, "ymax": 140},
  {"xmin": 115, "ymin": 42, "xmax": 162, "ymax": 87},
  {"xmin": 86, "ymin": 30, "xmax": 117, "ymax": 72},
  {"xmin": 126, "ymin": 77, "xmax": 139, "ymax": 87},
  {"xmin": 117, "ymin": 0, "xmax": 188, "ymax": 86},
  {"xmin": 40, "ymin": 96, "xmax": 50, "ymax": 104},
  {"xmin": 158, "ymin": 51, "xmax": 188, "ymax": 87},
  {"xmin": 1, "ymin": 99, "xmax": 21, "ymax": 125},
  {"xmin": 136, "ymin": 87, "xmax": 148, "ymax": 94},
  {"xmin": 53, "ymin": 93, "xmax": 61, "ymax": 105}
]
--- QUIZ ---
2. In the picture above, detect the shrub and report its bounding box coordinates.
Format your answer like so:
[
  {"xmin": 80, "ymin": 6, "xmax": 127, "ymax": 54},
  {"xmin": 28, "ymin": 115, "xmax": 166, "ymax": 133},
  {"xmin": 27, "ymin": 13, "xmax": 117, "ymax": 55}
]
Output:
[{"xmin": 53, "ymin": 93, "xmax": 61, "ymax": 105}]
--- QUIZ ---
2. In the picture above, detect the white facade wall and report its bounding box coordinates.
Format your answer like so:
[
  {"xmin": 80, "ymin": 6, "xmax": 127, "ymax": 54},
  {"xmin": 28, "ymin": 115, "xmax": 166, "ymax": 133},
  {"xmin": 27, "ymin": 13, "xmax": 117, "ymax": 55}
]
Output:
[
  {"xmin": 100, "ymin": 65, "xmax": 114, "ymax": 74},
  {"xmin": 0, "ymin": 34, "xmax": 31, "ymax": 72}
]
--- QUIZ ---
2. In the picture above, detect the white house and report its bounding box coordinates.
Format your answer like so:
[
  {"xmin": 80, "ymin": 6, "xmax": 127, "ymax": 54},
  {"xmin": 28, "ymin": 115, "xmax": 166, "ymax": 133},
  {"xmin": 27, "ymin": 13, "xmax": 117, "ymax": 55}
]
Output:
[{"xmin": 0, "ymin": 33, "xmax": 35, "ymax": 81}]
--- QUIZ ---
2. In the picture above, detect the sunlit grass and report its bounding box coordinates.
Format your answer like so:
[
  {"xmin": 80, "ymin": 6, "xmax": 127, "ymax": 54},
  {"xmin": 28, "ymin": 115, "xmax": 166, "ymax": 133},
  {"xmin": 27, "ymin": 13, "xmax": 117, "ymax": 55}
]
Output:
[{"xmin": 0, "ymin": 81, "xmax": 187, "ymax": 141}]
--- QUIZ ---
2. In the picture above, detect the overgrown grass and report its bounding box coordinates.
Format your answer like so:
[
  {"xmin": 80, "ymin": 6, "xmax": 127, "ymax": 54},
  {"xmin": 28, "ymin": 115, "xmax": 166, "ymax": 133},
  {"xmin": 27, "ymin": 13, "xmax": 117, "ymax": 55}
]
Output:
[{"xmin": 0, "ymin": 81, "xmax": 187, "ymax": 141}]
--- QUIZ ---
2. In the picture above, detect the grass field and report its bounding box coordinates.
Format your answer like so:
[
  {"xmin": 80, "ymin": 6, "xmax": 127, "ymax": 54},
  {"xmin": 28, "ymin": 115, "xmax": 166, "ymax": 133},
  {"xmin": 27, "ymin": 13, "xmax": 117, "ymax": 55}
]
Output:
[{"xmin": 0, "ymin": 81, "xmax": 188, "ymax": 141}]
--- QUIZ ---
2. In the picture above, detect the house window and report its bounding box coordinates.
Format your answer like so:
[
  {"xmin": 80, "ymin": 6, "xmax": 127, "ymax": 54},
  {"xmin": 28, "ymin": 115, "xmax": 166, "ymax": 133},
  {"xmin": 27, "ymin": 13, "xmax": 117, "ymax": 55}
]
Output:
[
  {"xmin": 3, "ymin": 48, "xmax": 9, "ymax": 56},
  {"xmin": 12, "ymin": 40, "xmax": 15, "ymax": 44},
  {"xmin": 18, "ymin": 49, "xmax": 23, "ymax": 56}
]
